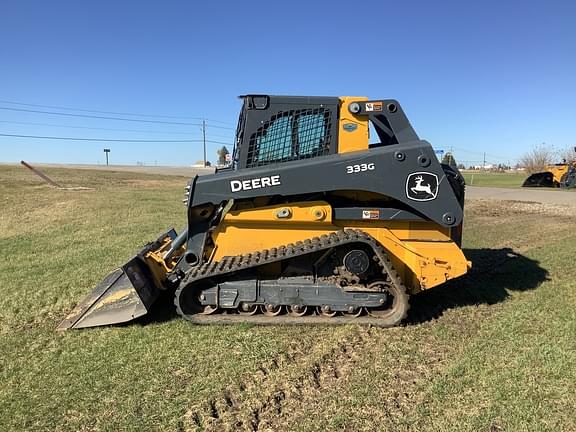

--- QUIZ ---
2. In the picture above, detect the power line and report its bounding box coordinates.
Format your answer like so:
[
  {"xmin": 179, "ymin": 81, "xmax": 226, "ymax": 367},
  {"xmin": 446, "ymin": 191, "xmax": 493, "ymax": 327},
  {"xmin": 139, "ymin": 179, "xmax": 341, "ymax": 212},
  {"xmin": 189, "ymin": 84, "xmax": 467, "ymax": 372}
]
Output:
[
  {"xmin": 0, "ymin": 106, "xmax": 239, "ymax": 130},
  {"xmin": 204, "ymin": 118, "xmax": 236, "ymax": 126},
  {"xmin": 0, "ymin": 98, "xmax": 235, "ymax": 125},
  {"xmin": 205, "ymin": 123, "xmax": 236, "ymax": 130},
  {"xmin": 0, "ymin": 99, "xmax": 200, "ymax": 119},
  {"xmin": 0, "ymin": 119, "xmax": 233, "ymax": 136},
  {"xmin": 205, "ymin": 132, "xmax": 236, "ymax": 139},
  {"xmin": 0, "ymin": 106, "xmax": 203, "ymax": 126},
  {"xmin": 449, "ymin": 145, "xmax": 516, "ymax": 161},
  {"xmin": 0, "ymin": 132, "xmax": 231, "ymax": 144}
]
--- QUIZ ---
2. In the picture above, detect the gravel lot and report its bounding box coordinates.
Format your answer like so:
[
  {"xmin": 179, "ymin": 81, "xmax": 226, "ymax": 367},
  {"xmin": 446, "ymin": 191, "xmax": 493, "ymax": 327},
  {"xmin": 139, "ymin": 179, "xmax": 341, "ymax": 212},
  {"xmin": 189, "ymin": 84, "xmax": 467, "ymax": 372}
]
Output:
[{"xmin": 466, "ymin": 185, "xmax": 576, "ymax": 206}]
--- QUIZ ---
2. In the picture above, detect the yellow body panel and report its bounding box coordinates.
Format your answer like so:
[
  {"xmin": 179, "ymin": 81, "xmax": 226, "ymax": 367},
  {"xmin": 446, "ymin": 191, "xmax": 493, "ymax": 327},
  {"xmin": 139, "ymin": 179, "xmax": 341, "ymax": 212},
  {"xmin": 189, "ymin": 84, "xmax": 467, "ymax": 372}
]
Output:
[
  {"xmin": 548, "ymin": 164, "xmax": 569, "ymax": 184},
  {"xmin": 210, "ymin": 201, "xmax": 469, "ymax": 294},
  {"xmin": 144, "ymin": 236, "xmax": 184, "ymax": 287},
  {"xmin": 337, "ymin": 97, "xmax": 369, "ymax": 154}
]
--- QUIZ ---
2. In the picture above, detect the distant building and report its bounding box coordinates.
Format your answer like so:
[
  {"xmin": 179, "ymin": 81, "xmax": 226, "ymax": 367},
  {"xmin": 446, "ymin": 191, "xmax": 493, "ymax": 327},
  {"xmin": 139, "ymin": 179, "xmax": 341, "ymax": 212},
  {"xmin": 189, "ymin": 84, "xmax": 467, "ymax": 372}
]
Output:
[
  {"xmin": 192, "ymin": 160, "xmax": 212, "ymax": 168},
  {"xmin": 473, "ymin": 164, "xmax": 494, "ymax": 170}
]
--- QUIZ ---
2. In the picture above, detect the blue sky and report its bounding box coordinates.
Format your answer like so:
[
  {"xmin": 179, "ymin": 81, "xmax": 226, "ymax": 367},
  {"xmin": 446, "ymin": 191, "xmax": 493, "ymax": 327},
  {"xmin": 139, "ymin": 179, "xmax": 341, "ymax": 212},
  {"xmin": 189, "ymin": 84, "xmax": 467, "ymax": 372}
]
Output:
[{"xmin": 1, "ymin": 0, "xmax": 575, "ymax": 166}]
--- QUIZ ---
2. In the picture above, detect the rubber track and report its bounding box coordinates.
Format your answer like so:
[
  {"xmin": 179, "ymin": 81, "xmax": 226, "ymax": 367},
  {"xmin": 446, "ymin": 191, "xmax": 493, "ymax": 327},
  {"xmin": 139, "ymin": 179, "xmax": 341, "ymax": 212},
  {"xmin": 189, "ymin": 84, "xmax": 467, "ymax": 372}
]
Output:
[{"xmin": 174, "ymin": 229, "xmax": 409, "ymax": 327}]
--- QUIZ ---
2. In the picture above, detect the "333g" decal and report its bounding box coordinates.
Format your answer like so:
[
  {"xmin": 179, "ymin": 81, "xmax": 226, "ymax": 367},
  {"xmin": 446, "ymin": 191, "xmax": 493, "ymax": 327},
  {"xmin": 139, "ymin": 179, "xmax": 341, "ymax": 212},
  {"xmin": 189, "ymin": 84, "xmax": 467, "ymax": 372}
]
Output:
[{"xmin": 346, "ymin": 163, "xmax": 375, "ymax": 174}]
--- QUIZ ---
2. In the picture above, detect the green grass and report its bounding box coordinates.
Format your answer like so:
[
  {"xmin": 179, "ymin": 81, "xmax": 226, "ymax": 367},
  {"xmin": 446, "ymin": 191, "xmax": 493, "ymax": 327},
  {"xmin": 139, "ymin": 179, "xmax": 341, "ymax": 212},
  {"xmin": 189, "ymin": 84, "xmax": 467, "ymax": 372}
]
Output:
[
  {"xmin": 462, "ymin": 171, "xmax": 527, "ymax": 188},
  {"xmin": 1, "ymin": 165, "xmax": 575, "ymax": 431}
]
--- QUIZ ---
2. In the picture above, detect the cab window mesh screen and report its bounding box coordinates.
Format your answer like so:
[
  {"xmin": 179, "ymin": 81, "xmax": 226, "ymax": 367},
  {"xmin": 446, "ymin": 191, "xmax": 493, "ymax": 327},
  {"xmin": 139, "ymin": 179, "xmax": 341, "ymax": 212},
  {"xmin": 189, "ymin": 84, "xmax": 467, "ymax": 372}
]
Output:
[{"xmin": 246, "ymin": 108, "xmax": 331, "ymax": 168}]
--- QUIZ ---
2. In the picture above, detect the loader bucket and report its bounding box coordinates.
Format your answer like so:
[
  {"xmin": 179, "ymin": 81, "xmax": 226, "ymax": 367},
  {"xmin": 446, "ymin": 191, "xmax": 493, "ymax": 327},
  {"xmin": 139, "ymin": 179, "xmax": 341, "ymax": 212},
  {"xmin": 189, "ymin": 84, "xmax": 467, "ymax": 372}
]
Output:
[
  {"xmin": 522, "ymin": 172, "xmax": 554, "ymax": 187},
  {"xmin": 57, "ymin": 230, "xmax": 178, "ymax": 330}
]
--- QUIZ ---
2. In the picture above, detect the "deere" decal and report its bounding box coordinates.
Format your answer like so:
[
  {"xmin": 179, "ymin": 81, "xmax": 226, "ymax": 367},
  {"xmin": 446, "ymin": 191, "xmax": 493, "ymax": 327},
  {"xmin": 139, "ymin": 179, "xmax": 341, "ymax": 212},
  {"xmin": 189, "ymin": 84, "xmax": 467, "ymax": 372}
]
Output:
[{"xmin": 230, "ymin": 175, "xmax": 281, "ymax": 192}]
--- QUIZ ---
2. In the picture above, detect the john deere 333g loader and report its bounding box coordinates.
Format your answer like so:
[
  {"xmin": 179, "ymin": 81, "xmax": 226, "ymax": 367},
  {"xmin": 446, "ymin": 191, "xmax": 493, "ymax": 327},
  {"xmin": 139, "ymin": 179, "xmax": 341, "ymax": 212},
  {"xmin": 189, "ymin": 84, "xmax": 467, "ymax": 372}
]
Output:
[
  {"xmin": 522, "ymin": 156, "xmax": 576, "ymax": 188},
  {"xmin": 58, "ymin": 95, "xmax": 471, "ymax": 330}
]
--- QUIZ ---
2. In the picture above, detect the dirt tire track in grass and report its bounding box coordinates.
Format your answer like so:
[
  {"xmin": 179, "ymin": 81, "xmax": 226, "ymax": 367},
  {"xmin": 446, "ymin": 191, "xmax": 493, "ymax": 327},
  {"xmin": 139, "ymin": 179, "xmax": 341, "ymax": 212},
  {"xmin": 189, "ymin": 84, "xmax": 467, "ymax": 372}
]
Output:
[
  {"xmin": 182, "ymin": 321, "xmax": 479, "ymax": 432},
  {"xmin": 253, "ymin": 327, "xmax": 445, "ymax": 432},
  {"xmin": 245, "ymin": 309, "xmax": 489, "ymax": 431},
  {"xmin": 252, "ymin": 327, "xmax": 376, "ymax": 431},
  {"xmin": 181, "ymin": 326, "xmax": 376, "ymax": 431}
]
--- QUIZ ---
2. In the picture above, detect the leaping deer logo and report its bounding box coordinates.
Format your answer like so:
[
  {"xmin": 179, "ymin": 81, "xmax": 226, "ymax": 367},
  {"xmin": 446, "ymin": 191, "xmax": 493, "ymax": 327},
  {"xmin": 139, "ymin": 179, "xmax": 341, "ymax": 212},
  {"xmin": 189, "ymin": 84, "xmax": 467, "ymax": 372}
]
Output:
[
  {"xmin": 406, "ymin": 172, "xmax": 439, "ymax": 201},
  {"xmin": 410, "ymin": 175, "xmax": 434, "ymax": 197}
]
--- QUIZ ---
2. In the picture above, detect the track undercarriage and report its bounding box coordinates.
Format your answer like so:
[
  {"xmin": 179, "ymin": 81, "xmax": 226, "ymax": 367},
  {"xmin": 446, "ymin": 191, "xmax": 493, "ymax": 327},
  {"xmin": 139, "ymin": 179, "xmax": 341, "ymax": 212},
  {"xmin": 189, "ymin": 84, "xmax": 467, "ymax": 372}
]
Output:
[{"xmin": 175, "ymin": 229, "xmax": 410, "ymax": 327}]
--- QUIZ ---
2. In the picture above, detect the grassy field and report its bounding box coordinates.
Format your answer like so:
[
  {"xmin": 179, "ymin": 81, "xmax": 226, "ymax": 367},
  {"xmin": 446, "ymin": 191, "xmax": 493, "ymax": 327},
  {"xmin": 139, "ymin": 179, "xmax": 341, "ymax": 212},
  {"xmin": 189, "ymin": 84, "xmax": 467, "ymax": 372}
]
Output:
[
  {"xmin": 462, "ymin": 171, "xmax": 527, "ymax": 188},
  {"xmin": 1, "ymin": 165, "xmax": 575, "ymax": 431}
]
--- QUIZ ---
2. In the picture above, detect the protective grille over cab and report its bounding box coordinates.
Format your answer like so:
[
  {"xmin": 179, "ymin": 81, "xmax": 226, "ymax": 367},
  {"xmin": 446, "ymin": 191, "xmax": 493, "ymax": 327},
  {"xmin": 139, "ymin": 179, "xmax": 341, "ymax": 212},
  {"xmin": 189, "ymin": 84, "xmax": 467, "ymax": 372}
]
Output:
[{"xmin": 246, "ymin": 108, "xmax": 332, "ymax": 168}]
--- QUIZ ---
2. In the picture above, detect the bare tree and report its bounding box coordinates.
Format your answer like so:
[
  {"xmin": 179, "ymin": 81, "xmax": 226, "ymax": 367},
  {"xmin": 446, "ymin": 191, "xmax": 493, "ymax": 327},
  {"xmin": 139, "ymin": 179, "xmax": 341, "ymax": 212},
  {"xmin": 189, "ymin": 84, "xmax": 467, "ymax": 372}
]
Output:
[
  {"xmin": 559, "ymin": 146, "xmax": 576, "ymax": 163},
  {"xmin": 217, "ymin": 146, "xmax": 230, "ymax": 166},
  {"xmin": 441, "ymin": 152, "xmax": 458, "ymax": 169},
  {"xmin": 520, "ymin": 144, "xmax": 556, "ymax": 174}
]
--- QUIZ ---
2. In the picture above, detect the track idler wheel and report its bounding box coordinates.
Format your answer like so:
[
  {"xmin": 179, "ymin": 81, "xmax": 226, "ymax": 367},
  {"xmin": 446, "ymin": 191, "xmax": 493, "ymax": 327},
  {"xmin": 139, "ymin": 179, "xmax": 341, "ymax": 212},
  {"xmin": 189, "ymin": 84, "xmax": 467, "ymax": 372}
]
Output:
[
  {"xmin": 342, "ymin": 306, "xmax": 362, "ymax": 318},
  {"xmin": 178, "ymin": 284, "xmax": 218, "ymax": 315},
  {"xmin": 261, "ymin": 304, "xmax": 282, "ymax": 316},
  {"xmin": 238, "ymin": 303, "xmax": 258, "ymax": 316},
  {"xmin": 317, "ymin": 305, "xmax": 337, "ymax": 317},
  {"xmin": 365, "ymin": 280, "xmax": 409, "ymax": 323},
  {"xmin": 288, "ymin": 305, "xmax": 308, "ymax": 317}
]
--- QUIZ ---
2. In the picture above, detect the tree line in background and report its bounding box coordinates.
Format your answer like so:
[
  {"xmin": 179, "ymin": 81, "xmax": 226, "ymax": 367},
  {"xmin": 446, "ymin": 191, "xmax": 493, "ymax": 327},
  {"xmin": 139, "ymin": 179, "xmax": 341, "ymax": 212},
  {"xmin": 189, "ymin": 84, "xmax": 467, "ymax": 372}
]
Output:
[{"xmin": 440, "ymin": 144, "xmax": 575, "ymax": 173}]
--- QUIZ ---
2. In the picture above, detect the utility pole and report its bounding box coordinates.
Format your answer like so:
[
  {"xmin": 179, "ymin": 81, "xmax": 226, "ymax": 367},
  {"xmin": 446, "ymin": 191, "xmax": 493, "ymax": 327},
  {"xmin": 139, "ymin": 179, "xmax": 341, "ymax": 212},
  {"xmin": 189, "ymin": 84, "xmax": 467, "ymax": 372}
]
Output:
[
  {"xmin": 202, "ymin": 119, "xmax": 207, "ymax": 167},
  {"xmin": 483, "ymin": 152, "xmax": 486, "ymax": 171},
  {"xmin": 104, "ymin": 148, "xmax": 110, "ymax": 166}
]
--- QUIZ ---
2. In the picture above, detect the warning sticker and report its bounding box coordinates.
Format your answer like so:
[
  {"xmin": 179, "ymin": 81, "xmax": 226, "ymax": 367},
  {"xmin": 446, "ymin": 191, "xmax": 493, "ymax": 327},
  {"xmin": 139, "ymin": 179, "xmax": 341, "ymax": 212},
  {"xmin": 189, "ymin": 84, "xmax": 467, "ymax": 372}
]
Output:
[
  {"xmin": 362, "ymin": 210, "xmax": 380, "ymax": 219},
  {"xmin": 365, "ymin": 102, "xmax": 383, "ymax": 112}
]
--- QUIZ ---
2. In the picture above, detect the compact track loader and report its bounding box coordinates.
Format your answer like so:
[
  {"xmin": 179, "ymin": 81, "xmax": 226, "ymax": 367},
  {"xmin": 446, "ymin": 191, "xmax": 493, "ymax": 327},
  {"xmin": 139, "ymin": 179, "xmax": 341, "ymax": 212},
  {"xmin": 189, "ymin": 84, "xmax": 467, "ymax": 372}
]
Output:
[
  {"xmin": 58, "ymin": 95, "xmax": 471, "ymax": 330},
  {"xmin": 522, "ymin": 158, "xmax": 576, "ymax": 188}
]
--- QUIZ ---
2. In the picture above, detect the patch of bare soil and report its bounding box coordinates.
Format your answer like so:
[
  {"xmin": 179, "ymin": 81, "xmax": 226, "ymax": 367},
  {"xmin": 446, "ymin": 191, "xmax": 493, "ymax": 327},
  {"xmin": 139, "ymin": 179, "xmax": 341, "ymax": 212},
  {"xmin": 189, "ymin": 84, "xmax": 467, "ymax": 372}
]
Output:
[
  {"xmin": 467, "ymin": 199, "xmax": 574, "ymax": 218},
  {"xmin": 467, "ymin": 199, "xmax": 573, "ymax": 253}
]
